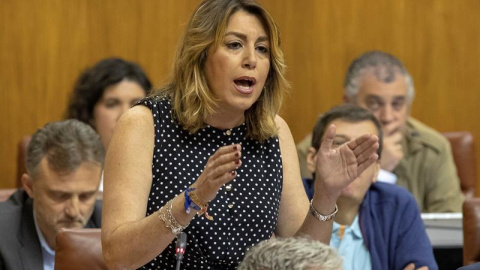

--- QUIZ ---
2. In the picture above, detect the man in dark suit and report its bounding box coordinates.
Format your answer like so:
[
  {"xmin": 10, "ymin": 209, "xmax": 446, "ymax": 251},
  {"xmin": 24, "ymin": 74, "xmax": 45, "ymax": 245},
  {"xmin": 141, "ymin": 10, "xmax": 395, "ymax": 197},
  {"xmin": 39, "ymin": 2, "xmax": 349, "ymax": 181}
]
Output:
[{"xmin": 0, "ymin": 119, "xmax": 105, "ymax": 270}]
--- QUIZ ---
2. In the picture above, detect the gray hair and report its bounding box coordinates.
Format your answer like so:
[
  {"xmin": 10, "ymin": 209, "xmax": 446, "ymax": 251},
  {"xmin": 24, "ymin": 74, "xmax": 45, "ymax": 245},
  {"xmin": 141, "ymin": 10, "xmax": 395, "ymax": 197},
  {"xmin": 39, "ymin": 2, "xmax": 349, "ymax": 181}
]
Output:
[
  {"xmin": 26, "ymin": 119, "xmax": 105, "ymax": 178},
  {"xmin": 237, "ymin": 237, "xmax": 343, "ymax": 270},
  {"xmin": 344, "ymin": 51, "xmax": 415, "ymax": 105}
]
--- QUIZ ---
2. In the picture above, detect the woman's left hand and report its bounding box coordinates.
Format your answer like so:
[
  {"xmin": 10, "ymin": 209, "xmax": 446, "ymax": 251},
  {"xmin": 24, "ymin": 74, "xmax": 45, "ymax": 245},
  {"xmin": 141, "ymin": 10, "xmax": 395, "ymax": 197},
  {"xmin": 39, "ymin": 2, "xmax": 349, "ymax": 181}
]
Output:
[{"xmin": 314, "ymin": 124, "xmax": 379, "ymax": 198}]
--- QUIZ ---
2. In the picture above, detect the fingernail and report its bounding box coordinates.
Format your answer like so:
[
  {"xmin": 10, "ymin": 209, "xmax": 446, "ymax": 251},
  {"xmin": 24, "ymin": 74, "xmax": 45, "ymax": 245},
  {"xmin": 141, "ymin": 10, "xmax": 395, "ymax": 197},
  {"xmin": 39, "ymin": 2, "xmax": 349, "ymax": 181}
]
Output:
[
  {"xmin": 233, "ymin": 145, "xmax": 237, "ymax": 150},
  {"xmin": 235, "ymin": 152, "xmax": 239, "ymax": 157},
  {"xmin": 231, "ymin": 171, "xmax": 236, "ymax": 176},
  {"xmin": 235, "ymin": 160, "xmax": 240, "ymax": 165}
]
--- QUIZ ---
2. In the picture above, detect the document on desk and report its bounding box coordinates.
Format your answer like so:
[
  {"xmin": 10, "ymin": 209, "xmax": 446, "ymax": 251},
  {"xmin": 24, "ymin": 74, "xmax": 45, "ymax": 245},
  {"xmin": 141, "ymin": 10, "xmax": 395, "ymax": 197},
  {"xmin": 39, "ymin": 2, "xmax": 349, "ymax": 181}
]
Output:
[{"xmin": 421, "ymin": 213, "xmax": 463, "ymax": 248}]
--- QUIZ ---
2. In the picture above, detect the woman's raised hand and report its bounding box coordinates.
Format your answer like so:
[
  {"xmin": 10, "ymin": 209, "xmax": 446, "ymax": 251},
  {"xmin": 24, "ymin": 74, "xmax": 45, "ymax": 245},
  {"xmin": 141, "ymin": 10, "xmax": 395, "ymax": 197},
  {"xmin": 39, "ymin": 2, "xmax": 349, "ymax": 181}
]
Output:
[
  {"xmin": 191, "ymin": 144, "xmax": 242, "ymax": 202},
  {"xmin": 314, "ymin": 124, "xmax": 379, "ymax": 196}
]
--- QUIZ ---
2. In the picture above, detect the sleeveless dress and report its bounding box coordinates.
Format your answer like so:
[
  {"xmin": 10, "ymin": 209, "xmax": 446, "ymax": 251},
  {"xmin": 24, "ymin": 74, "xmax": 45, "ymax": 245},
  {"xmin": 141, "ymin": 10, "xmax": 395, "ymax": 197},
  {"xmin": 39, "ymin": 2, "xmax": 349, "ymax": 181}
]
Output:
[{"xmin": 137, "ymin": 96, "xmax": 283, "ymax": 270}]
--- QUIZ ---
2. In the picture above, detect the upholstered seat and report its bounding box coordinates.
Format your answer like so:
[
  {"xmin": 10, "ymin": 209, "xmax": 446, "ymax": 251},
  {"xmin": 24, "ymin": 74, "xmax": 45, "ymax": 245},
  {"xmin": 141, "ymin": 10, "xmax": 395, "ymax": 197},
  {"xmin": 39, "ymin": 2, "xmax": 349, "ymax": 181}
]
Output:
[
  {"xmin": 442, "ymin": 131, "xmax": 477, "ymax": 198},
  {"xmin": 463, "ymin": 197, "xmax": 480, "ymax": 265},
  {"xmin": 54, "ymin": 228, "xmax": 106, "ymax": 270}
]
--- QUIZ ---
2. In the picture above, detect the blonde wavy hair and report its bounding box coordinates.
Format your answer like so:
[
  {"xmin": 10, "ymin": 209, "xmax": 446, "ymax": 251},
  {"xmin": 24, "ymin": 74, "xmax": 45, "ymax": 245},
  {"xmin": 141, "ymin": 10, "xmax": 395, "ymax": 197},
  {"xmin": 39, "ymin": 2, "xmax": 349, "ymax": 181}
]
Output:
[{"xmin": 151, "ymin": 0, "xmax": 289, "ymax": 142}]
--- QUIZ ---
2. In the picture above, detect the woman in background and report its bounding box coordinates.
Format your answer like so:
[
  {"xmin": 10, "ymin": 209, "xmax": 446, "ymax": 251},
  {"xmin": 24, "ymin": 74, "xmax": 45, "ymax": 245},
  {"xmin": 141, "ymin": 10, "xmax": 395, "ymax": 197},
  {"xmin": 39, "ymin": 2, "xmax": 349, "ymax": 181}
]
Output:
[
  {"xmin": 66, "ymin": 57, "xmax": 152, "ymax": 150},
  {"xmin": 66, "ymin": 58, "xmax": 151, "ymax": 191}
]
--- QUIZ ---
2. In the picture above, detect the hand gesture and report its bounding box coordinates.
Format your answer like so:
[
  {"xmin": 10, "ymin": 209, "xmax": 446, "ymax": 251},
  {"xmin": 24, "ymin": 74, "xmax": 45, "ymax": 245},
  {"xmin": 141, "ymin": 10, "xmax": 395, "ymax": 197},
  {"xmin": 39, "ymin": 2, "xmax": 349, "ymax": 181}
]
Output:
[
  {"xmin": 314, "ymin": 124, "xmax": 379, "ymax": 196},
  {"xmin": 190, "ymin": 144, "xmax": 242, "ymax": 203},
  {"xmin": 403, "ymin": 263, "xmax": 429, "ymax": 270},
  {"xmin": 381, "ymin": 122, "xmax": 404, "ymax": 171}
]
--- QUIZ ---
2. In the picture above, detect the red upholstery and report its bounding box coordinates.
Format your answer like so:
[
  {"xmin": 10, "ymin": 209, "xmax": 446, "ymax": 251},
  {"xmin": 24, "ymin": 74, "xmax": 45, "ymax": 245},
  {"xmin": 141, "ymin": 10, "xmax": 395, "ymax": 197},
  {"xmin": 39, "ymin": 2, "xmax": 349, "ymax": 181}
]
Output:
[
  {"xmin": 463, "ymin": 197, "xmax": 480, "ymax": 265},
  {"xmin": 54, "ymin": 228, "xmax": 106, "ymax": 270},
  {"xmin": 16, "ymin": 135, "xmax": 31, "ymax": 188},
  {"xmin": 442, "ymin": 131, "xmax": 477, "ymax": 199}
]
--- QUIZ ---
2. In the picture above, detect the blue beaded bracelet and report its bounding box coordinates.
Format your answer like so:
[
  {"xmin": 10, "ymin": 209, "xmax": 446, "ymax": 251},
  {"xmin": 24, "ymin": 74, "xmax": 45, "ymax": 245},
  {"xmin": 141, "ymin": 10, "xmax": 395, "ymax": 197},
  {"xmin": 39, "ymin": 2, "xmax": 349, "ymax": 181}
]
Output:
[{"xmin": 184, "ymin": 187, "xmax": 201, "ymax": 214}]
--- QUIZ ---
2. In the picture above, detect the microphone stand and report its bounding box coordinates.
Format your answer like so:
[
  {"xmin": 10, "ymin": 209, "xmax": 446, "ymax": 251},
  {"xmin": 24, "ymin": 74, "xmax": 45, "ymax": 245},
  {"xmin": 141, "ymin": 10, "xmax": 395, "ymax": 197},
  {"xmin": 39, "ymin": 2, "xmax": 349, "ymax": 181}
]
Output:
[{"xmin": 175, "ymin": 232, "xmax": 187, "ymax": 270}]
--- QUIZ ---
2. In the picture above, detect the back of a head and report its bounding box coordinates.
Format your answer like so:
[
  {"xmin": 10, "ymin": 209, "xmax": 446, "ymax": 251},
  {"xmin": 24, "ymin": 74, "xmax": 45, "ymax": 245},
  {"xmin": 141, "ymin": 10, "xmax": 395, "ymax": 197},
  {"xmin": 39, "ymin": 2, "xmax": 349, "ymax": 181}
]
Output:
[
  {"xmin": 66, "ymin": 57, "xmax": 152, "ymax": 125},
  {"xmin": 343, "ymin": 51, "xmax": 414, "ymax": 103},
  {"xmin": 237, "ymin": 237, "xmax": 343, "ymax": 270},
  {"xmin": 26, "ymin": 119, "xmax": 105, "ymax": 177}
]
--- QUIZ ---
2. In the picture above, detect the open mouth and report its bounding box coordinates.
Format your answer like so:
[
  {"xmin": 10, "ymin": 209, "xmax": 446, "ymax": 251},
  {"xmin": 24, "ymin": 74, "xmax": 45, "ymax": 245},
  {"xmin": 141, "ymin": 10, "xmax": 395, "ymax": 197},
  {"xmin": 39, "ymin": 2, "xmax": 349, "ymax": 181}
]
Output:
[{"xmin": 234, "ymin": 77, "xmax": 256, "ymax": 93}]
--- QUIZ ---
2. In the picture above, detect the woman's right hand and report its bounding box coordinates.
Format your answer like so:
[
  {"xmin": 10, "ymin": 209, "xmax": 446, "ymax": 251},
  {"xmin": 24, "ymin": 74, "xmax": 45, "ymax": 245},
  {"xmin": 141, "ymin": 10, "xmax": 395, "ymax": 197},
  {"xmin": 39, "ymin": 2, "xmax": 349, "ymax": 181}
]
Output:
[{"xmin": 190, "ymin": 144, "xmax": 242, "ymax": 203}]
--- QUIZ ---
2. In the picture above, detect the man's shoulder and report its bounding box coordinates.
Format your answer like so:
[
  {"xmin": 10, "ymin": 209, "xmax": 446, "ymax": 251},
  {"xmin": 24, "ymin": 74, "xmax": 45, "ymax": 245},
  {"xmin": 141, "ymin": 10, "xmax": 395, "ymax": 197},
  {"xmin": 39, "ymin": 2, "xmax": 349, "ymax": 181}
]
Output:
[
  {"xmin": 458, "ymin": 262, "xmax": 480, "ymax": 270},
  {"xmin": 0, "ymin": 193, "xmax": 41, "ymax": 270},
  {"xmin": 406, "ymin": 117, "xmax": 450, "ymax": 153},
  {"xmin": 0, "ymin": 206, "xmax": 23, "ymax": 234},
  {"xmin": 0, "ymin": 189, "xmax": 29, "ymax": 216},
  {"xmin": 296, "ymin": 134, "xmax": 312, "ymax": 150},
  {"xmin": 0, "ymin": 190, "xmax": 30, "ymax": 228},
  {"xmin": 368, "ymin": 182, "xmax": 417, "ymax": 208},
  {"xmin": 365, "ymin": 183, "xmax": 423, "ymax": 234},
  {"xmin": 0, "ymin": 191, "xmax": 30, "ymax": 253}
]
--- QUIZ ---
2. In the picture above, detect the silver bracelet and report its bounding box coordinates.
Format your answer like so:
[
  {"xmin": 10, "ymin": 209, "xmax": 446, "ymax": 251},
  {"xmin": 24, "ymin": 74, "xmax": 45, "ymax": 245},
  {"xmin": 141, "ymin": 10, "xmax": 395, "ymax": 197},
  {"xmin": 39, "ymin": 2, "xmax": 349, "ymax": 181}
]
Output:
[
  {"xmin": 157, "ymin": 199, "xmax": 189, "ymax": 235},
  {"xmin": 309, "ymin": 199, "xmax": 338, "ymax": 221}
]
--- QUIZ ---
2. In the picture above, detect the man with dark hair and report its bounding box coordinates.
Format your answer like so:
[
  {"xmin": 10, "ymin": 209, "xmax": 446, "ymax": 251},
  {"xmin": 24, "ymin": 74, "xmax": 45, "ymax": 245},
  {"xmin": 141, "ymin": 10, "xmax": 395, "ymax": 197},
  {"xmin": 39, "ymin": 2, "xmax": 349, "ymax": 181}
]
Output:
[
  {"xmin": 298, "ymin": 51, "xmax": 463, "ymax": 213},
  {"xmin": 0, "ymin": 119, "xmax": 104, "ymax": 270},
  {"xmin": 303, "ymin": 104, "xmax": 437, "ymax": 270}
]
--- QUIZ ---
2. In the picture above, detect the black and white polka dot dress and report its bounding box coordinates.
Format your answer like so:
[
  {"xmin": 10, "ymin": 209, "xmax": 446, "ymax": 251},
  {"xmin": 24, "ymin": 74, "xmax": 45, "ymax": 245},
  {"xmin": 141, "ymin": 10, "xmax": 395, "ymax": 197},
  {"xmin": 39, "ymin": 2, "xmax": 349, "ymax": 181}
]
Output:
[{"xmin": 137, "ymin": 96, "xmax": 283, "ymax": 270}]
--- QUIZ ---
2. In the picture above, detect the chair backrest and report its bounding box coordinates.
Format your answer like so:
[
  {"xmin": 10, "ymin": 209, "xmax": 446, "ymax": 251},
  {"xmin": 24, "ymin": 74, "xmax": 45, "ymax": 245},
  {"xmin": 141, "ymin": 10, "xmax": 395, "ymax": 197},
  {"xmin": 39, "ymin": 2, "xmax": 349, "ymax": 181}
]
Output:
[
  {"xmin": 463, "ymin": 197, "xmax": 480, "ymax": 265},
  {"xmin": 54, "ymin": 228, "xmax": 107, "ymax": 270},
  {"xmin": 16, "ymin": 135, "xmax": 31, "ymax": 188},
  {"xmin": 0, "ymin": 188, "xmax": 17, "ymax": 202},
  {"xmin": 442, "ymin": 131, "xmax": 477, "ymax": 199}
]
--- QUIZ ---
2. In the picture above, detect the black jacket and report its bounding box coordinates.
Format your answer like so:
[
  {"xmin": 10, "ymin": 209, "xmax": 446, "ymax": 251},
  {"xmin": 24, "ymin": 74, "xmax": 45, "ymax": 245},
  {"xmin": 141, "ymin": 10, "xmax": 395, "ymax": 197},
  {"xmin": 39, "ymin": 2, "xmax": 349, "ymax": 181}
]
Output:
[{"xmin": 0, "ymin": 189, "xmax": 102, "ymax": 270}]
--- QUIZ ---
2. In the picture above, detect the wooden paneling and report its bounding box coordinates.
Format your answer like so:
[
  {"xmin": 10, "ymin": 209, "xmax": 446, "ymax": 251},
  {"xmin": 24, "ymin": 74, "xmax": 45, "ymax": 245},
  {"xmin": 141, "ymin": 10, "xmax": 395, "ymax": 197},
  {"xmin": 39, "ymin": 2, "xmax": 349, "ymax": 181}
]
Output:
[
  {"xmin": 0, "ymin": 0, "xmax": 201, "ymax": 188},
  {"xmin": 2, "ymin": 0, "xmax": 480, "ymax": 196},
  {"xmin": 263, "ymin": 0, "xmax": 480, "ymax": 195}
]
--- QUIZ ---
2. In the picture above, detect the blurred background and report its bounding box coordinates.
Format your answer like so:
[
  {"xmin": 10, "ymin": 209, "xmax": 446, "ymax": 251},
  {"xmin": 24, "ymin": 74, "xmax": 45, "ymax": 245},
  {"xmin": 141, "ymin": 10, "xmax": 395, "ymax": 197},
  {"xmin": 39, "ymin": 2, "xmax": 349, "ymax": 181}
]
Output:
[{"xmin": 1, "ymin": 0, "xmax": 479, "ymax": 190}]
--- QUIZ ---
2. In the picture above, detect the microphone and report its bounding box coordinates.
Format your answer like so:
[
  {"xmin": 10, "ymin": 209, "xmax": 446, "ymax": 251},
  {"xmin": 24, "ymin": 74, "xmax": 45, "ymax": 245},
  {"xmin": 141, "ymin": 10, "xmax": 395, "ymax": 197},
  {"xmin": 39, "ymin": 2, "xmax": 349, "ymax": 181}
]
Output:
[{"xmin": 175, "ymin": 232, "xmax": 187, "ymax": 270}]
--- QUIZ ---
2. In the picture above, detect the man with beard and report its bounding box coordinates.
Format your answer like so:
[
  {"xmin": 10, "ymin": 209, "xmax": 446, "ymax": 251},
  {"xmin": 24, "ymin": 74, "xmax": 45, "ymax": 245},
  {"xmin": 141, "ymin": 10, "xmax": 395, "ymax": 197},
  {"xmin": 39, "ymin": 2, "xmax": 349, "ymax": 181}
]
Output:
[{"xmin": 0, "ymin": 119, "xmax": 104, "ymax": 270}]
